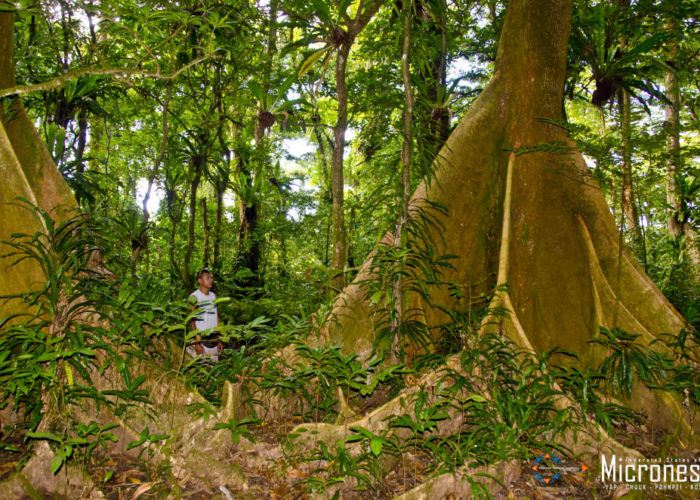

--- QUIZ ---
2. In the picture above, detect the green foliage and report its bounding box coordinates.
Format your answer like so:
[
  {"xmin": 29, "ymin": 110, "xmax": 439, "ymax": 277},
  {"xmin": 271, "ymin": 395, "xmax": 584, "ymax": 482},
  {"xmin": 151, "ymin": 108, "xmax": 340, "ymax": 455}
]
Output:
[
  {"xmin": 570, "ymin": 1, "xmax": 670, "ymax": 109},
  {"xmin": 212, "ymin": 417, "xmax": 259, "ymax": 445},
  {"xmin": 364, "ymin": 200, "xmax": 456, "ymax": 359},
  {"xmin": 303, "ymin": 439, "xmax": 381, "ymax": 493},
  {"xmin": 126, "ymin": 427, "xmax": 169, "ymax": 459},
  {"xmin": 588, "ymin": 327, "xmax": 663, "ymax": 398},
  {"xmin": 650, "ymin": 328, "xmax": 700, "ymax": 407},
  {"xmin": 0, "ymin": 203, "xmax": 104, "ymax": 428},
  {"xmin": 28, "ymin": 422, "xmax": 118, "ymax": 474},
  {"xmin": 0, "ymin": 202, "xmax": 195, "ymax": 473}
]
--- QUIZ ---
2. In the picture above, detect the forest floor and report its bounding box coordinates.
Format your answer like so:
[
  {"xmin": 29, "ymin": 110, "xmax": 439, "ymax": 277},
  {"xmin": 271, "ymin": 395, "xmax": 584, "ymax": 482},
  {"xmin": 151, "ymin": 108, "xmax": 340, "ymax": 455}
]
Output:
[{"xmin": 2, "ymin": 415, "xmax": 697, "ymax": 499}]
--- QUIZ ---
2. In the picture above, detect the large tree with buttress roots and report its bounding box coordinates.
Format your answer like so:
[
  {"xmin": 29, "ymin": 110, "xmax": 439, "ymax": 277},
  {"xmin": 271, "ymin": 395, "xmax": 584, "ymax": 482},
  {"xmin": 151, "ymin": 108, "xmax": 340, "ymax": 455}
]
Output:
[{"xmin": 319, "ymin": 0, "xmax": 696, "ymax": 443}]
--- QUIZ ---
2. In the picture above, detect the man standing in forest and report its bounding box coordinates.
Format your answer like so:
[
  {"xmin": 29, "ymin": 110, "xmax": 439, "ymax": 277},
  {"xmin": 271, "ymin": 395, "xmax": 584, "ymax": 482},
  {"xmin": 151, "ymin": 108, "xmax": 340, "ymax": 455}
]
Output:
[{"xmin": 188, "ymin": 269, "xmax": 223, "ymax": 362}]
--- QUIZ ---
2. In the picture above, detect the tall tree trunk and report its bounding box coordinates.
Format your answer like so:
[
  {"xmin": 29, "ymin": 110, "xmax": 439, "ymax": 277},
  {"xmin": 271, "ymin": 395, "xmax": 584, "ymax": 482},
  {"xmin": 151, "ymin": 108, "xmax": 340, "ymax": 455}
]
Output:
[
  {"xmin": 213, "ymin": 119, "xmax": 230, "ymax": 270},
  {"xmin": 328, "ymin": 2, "xmax": 382, "ymax": 292},
  {"xmin": 312, "ymin": 120, "xmax": 333, "ymax": 271},
  {"xmin": 619, "ymin": 88, "xmax": 644, "ymax": 259},
  {"xmin": 201, "ymin": 196, "xmax": 211, "ymax": 266},
  {"xmin": 390, "ymin": 0, "xmax": 415, "ymax": 361},
  {"xmin": 416, "ymin": 0, "xmax": 449, "ymax": 155},
  {"xmin": 663, "ymin": 18, "xmax": 699, "ymax": 273},
  {"xmin": 184, "ymin": 154, "xmax": 204, "ymax": 289},
  {"xmin": 237, "ymin": 0, "xmax": 277, "ymax": 278},
  {"xmin": 330, "ymin": 41, "xmax": 352, "ymax": 292},
  {"xmin": 142, "ymin": 85, "xmax": 171, "ymax": 224},
  {"xmin": 213, "ymin": 177, "xmax": 226, "ymax": 270},
  {"xmin": 664, "ymin": 59, "xmax": 682, "ymax": 238},
  {"xmin": 320, "ymin": 0, "xmax": 692, "ymax": 441},
  {"xmin": 75, "ymin": 110, "xmax": 88, "ymax": 173},
  {"xmin": 236, "ymin": 151, "xmax": 258, "ymax": 272}
]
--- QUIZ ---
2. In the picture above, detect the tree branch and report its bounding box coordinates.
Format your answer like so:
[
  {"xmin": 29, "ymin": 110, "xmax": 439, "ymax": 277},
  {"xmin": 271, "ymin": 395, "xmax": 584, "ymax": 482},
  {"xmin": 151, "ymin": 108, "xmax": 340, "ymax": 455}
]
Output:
[{"xmin": 0, "ymin": 55, "xmax": 216, "ymax": 98}]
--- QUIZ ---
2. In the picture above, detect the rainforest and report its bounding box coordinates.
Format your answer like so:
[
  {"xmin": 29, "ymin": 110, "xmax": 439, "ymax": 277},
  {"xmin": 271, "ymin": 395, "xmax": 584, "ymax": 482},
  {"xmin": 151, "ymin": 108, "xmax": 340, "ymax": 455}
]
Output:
[{"xmin": 0, "ymin": 0, "xmax": 698, "ymax": 498}]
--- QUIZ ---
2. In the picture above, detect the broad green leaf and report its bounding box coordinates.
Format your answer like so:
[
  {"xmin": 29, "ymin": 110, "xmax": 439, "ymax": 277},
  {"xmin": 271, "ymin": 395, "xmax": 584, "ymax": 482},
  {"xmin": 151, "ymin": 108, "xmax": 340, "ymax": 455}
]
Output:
[
  {"xmin": 298, "ymin": 45, "xmax": 332, "ymax": 79},
  {"xmin": 370, "ymin": 437, "xmax": 382, "ymax": 456}
]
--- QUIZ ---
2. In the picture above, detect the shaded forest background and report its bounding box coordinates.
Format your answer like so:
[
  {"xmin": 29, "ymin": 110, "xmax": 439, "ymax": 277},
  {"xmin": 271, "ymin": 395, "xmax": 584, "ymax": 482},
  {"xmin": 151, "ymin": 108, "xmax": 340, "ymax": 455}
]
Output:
[{"xmin": 3, "ymin": 0, "xmax": 697, "ymax": 321}]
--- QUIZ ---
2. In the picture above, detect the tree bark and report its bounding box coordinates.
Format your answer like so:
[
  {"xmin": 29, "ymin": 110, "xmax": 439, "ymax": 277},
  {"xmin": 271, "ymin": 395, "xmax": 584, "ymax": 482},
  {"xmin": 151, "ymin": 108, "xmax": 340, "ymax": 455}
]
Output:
[
  {"xmin": 664, "ymin": 64, "xmax": 681, "ymax": 238},
  {"xmin": 184, "ymin": 153, "xmax": 204, "ymax": 289},
  {"xmin": 319, "ymin": 0, "xmax": 693, "ymax": 439},
  {"xmin": 416, "ymin": 0, "xmax": 449, "ymax": 155},
  {"xmin": 0, "ymin": 10, "xmax": 77, "ymax": 320},
  {"xmin": 330, "ymin": 41, "xmax": 351, "ymax": 292},
  {"xmin": 75, "ymin": 111, "xmax": 87, "ymax": 173},
  {"xmin": 329, "ymin": 2, "xmax": 382, "ymax": 292},
  {"xmin": 663, "ymin": 19, "xmax": 699, "ymax": 273},
  {"xmin": 238, "ymin": 145, "xmax": 260, "ymax": 275},
  {"xmin": 390, "ymin": 0, "xmax": 415, "ymax": 361},
  {"xmin": 201, "ymin": 196, "xmax": 211, "ymax": 266},
  {"xmin": 212, "ymin": 113, "xmax": 230, "ymax": 270},
  {"xmin": 618, "ymin": 89, "xmax": 644, "ymax": 260},
  {"xmin": 312, "ymin": 119, "xmax": 333, "ymax": 271}
]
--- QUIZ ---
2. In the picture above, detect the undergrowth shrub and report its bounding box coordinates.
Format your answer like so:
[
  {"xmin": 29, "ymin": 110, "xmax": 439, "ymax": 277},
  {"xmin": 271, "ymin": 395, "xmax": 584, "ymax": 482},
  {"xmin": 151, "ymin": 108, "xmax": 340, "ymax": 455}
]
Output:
[{"xmin": 0, "ymin": 202, "xmax": 195, "ymax": 473}]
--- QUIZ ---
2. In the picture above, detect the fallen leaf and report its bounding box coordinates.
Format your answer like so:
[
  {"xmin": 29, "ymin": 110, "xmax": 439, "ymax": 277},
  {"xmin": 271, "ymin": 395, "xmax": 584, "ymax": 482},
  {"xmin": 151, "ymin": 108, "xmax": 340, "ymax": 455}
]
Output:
[{"xmin": 132, "ymin": 481, "xmax": 154, "ymax": 499}]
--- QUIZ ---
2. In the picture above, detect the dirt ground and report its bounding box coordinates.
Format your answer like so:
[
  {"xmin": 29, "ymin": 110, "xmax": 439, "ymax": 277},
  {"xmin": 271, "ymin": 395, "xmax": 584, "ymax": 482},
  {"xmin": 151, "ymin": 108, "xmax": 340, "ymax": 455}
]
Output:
[{"xmin": 2, "ymin": 415, "xmax": 697, "ymax": 499}]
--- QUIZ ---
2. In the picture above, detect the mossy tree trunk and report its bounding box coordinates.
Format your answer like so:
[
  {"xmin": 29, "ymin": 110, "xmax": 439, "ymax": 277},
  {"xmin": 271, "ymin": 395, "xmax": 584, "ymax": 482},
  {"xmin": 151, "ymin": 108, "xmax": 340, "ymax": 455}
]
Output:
[
  {"xmin": 0, "ymin": 10, "xmax": 77, "ymax": 320},
  {"xmin": 663, "ymin": 18, "xmax": 699, "ymax": 274},
  {"xmin": 619, "ymin": 88, "xmax": 644, "ymax": 261},
  {"xmin": 320, "ymin": 0, "xmax": 694, "ymax": 437}
]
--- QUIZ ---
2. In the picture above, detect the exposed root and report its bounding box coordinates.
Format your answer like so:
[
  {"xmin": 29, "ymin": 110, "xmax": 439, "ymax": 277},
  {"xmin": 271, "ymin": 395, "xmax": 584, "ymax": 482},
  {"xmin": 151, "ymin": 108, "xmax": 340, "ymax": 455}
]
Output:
[
  {"xmin": 393, "ymin": 459, "xmax": 520, "ymax": 500},
  {"xmin": 0, "ymin": 441, "xmax": 97, "ymax": 498}
]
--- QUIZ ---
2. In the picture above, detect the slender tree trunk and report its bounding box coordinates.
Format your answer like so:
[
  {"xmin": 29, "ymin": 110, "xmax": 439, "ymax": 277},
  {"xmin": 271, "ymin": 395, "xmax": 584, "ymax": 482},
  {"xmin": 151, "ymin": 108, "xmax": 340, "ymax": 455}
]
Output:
[
  {"xmin": 213, "ymin": 178, "xmax": 225, "ymax": 269},
  {"xmin": 328, "ymin": 4, "xmax": 381, "ymax": 292},
  {"xmin": 619, "ymin": 89, "xmax": 643, "ymax": 256},
  {"xmin": 201, "ymin": 197, "xmax": 211, "ymax": 266},
  {"xmin": 663, "ymin": 22, "xmax": 700, "ymax": 273},
  {"xmin": 142, "ymin": 85, "xmax": 171, "ymax": 224},
  {"xmin": 416, "ymin": 0, "xmax": 449, "ymax": 153},
  {"xmin": 75, "ymin": 111, "xmax": 87, "ymax": 173},
  {"xmin": 391, "ymin": 0, "xmax": 414, "ymax": 361},
  {"xmin": 330, "ymin": 42, "xmax": 352, "ymax": 291},
  {"xmin": 213, "ymin": 117, "xmax": 229, "ymax": 270},
  {"xmin": 664, "ymin": 30, "xmax": 682, "ymax": 238},
  {"xmin": 184, "ymin": 154, "xmax": 204, "ymax": 289},
  {"xmin": 312, "ymin": 121, "xmax": 333, "ymax": 270}
]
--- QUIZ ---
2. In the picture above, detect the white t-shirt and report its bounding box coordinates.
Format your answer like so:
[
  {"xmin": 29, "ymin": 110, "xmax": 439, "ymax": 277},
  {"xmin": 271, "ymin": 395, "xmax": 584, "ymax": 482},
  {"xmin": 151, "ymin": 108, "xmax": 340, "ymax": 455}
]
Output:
[{"xmin": 190, "ymin": 289, "xmax": 218, "ymax": 333}]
